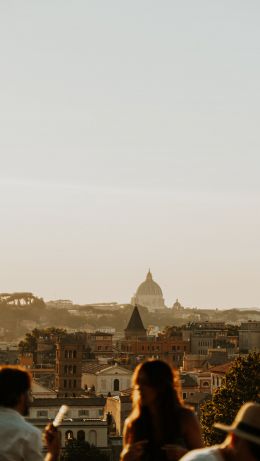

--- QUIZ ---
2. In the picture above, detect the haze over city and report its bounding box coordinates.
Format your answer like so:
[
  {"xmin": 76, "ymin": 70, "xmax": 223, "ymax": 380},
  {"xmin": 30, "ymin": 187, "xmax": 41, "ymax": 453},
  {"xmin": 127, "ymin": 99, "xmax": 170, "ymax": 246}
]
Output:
[{"xmin": 1, "ymin": 1, "xmax": 260, "ymax": 308}]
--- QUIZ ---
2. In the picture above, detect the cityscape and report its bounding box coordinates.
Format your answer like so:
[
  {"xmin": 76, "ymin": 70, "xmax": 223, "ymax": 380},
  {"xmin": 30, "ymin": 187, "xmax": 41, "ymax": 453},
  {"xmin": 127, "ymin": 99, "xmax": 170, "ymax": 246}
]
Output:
[
  {"xmin": 1, "ymin": 2, "xmax": 260, "ymax": 461},
  {"xmin": 0, "ymin": 269, "xmax": 259, "ymax": 458}
]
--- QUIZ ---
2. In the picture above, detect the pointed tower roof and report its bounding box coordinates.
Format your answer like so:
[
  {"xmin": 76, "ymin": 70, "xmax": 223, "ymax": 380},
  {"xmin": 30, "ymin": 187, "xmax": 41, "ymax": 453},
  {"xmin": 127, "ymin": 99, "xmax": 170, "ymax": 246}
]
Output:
[{"xmin": 124, "ymin": 305, "xmax": 147, "ymax": 339}]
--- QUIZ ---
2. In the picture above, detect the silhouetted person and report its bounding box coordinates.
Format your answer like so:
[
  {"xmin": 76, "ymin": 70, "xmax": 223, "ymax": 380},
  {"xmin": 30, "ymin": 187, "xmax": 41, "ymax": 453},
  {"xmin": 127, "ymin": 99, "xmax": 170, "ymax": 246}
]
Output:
[
  {"xmin": 0, "ymin": 366, "xmax": 60, "ymax": 461},
  {"xmin": 120, "ymin": 359, "xmax": 203, "ymax": 461},
  {"xmin": 180, "ymin": 402, "xmax": 260, "ymax": 461}
]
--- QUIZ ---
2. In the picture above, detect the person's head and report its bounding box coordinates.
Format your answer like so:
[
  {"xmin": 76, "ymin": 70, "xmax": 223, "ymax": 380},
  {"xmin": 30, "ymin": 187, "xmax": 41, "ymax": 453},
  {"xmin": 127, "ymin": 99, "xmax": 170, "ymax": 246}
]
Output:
[
  {"xmin": 0, "ymin": 366, "xmax": 32, "ymax": 416},
  {"xmin": 215, "ymin": 402, "xmax": 260, "ymax": 461},
  {"xmin": 132, "ymin": 359, "xmax": 182, "ymax": 409}
]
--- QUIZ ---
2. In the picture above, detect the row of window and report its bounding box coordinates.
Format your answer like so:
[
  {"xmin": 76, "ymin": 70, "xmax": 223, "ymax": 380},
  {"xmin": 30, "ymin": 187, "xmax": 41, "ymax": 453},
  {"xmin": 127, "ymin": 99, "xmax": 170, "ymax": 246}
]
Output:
[
  {"xmin": 36, "ymin": 409, "xmax": 103, "ymax": 417},
  {"xmin": 64, "ymin": 365, "xmax": 77, "ymax": 375},
  {"xmin": 182, "ymin": 392, "xmax": 194, "ymax": 399},
  {"xmin": 64, "ymin": 379, "xmax": 77, "ymax": 388},
  {"xmin": 64, "ymin": 350, "xmax": 77, "ymax": 359},
  {"xmin": 65, "ymin": 429, "xmax": 97, "ymax": 445},
  {"xmin": 198, "ymin": 341, "xmax": 211, "ymax": 346},
  {"xmin": 121, "ymin": 345, "xmax": 186, "ymax": 352}
]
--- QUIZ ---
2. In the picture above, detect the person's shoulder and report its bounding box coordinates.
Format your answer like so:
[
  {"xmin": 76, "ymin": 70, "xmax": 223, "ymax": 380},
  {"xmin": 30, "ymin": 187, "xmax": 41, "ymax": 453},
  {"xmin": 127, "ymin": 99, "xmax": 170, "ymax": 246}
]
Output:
[
  {"xmin": 21, "ymin": 418, "xmax": 42, "ymax": 437},
  {"xmin": 180, "ymin": 447, "xmax": 221, "ymax": 461}
]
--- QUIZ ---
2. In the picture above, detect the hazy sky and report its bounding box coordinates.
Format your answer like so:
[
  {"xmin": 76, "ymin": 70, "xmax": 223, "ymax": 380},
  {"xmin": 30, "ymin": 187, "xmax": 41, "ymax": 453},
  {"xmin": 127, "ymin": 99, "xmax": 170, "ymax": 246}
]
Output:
[{"xmin": 1, "ymin": 1, "xmax": 260, "ymax": 308}]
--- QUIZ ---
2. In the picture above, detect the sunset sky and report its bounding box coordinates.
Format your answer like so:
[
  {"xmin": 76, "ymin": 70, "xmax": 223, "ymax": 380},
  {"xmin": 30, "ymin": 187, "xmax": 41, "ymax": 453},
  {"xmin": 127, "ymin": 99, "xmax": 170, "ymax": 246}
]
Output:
[{"xmin": 1, "ymin": 1, "xmax": 260, "ymax": 307}]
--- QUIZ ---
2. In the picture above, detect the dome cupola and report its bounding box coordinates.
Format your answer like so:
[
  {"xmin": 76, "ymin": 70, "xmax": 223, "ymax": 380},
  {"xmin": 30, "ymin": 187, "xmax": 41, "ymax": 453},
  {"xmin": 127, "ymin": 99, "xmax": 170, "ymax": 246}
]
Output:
[{"xmin": 131, "ymin": 270, "xmax": 165, "ymax": 311}]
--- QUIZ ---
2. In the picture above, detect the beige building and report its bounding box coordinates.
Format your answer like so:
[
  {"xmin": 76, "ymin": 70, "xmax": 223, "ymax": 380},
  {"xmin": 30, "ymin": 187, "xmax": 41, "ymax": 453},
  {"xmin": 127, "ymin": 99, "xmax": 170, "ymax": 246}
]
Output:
[
  {"xmin": 28, "ymin": 397, "xmax": 108, "ymax": 449},
  {"xmin": 131, "ymin": 270, "xmax": 165, "ymax": 311},
  {"xmin": 82, "ymin": 363, "xmax": 132, "ymax": 396},
  {"xmin": 105, "ymin": 394, "xmax": 132, "ymax": 436},
  {"xmin": 210, "ymin": 362, "xmax": 234, "ymax": 392},
  {"xmin": 239, "ymin": 321, "xmax": 260, "ymax": 352}
]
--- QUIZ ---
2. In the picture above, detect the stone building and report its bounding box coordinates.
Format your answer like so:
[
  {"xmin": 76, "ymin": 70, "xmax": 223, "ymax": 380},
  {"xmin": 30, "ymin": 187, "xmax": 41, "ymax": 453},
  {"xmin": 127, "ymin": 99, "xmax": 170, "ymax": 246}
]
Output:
[
  {"xmin": 55, "ymin": 333, "xmax": 85, "ymax": 397},
  {"xmin": 131, "ymin": 270, "xmax": 165, "ymax": 311},
  {"xmin": 27, "ymin": 397, "xmax": 108, "ymax": 450},
  {"xmin": 105, "ymin": 394, "xmax": 132, "ymax": 436},
  {"xmin": 82, "ymin": 363, "xmax": 132, "ymax": 396},
  {"xmin": 239, "ymin": 321, "xmax": 260, "ymax": 353}
]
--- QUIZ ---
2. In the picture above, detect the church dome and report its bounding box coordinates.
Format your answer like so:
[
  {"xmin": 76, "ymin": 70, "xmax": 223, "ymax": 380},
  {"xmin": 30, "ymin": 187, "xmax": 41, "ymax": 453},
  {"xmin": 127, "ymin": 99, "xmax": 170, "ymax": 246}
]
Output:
[{"xmin": 136, "ymin": 270, "xmax": 163, "ymax": 296}]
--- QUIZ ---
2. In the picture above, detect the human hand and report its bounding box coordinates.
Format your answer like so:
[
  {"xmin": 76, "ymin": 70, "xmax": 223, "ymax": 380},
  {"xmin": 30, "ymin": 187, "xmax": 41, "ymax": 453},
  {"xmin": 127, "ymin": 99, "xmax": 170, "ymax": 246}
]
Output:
[
  {"xmin": 44, "ymin": 423, "xmax": 61, "ymax": 461},
  {"xmin": 121, "ymin": 440, "xmax": 148, "ymax": 461},
  {"xmin": 162, "ymin": 444, "xmax": 187, "ymax": 461}
]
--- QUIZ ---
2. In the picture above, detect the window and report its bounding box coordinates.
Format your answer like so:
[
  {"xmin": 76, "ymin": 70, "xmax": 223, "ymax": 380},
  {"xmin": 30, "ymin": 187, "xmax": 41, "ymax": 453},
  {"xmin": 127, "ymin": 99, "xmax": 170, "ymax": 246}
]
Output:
[
  {"xmin": 65, "ymin": 430, "xmax": 74, "ymax": 441},
  {"xmin": 79, "ymin": 409, "xmax": 89, "ymax": 417},
  {"xmin": 73, "ymin": 365, "xmax": 76, "ymax": 375},
  {"xmin": 77, "ymin": 430, "xmax": 85, "ymax": 441},
  {"xmin": 64, "ymin": 379, "xmax": 67, "ymax": 388},
  {"xmin": 73, "ymin": 379, "xmax": 77, "ymax": 388},
  {"xmin": 98, "ymin": 409, "xmax": 103, "ymax": 416},
  {"xmin": 182, "ymin": 392, "xmax": 187, "ymax": 399},
  {"xmin": 37, "ymin": 410, "xmax": 48, "ymax": 417},
  {"xmin": 73, "ymin": 350, "xmax": 77, "ymax": 358},
  {"xmin": 113, "ymin": 379, "xmax": 119, "ymax": 391}
]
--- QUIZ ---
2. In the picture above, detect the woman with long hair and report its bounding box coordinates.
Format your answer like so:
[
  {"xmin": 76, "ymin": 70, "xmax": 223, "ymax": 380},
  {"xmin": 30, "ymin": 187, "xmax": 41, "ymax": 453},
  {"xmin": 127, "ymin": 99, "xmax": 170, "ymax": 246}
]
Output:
[{"xmin": 120, "ymin": 360, "xmax": 203, "ymax": 461}]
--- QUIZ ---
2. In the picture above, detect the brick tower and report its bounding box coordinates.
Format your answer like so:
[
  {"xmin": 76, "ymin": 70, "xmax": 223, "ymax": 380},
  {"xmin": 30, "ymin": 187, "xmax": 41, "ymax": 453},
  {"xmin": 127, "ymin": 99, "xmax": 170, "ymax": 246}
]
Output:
[{"xmin": 55, "ymin": 333, "xmax": 85, "ymax": 397}]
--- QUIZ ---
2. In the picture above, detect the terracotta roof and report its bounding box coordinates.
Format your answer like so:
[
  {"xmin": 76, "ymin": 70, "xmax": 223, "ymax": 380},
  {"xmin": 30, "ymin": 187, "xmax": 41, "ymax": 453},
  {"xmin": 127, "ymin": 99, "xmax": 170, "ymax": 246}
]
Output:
[
  {"xmin": 82, "ymin": 362, "xmax": 110, "ymax": 374},
  {"xmin": 209, "ymin": 362, "xmax": 234, "ymax": 374}
]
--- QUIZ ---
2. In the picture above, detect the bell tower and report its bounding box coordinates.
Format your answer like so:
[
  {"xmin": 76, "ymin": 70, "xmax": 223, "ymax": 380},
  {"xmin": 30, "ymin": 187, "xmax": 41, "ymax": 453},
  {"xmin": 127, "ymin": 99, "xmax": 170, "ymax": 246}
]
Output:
[{"xmin": 55, "ymin": 333, "xmax": 84, "ymax": 397}]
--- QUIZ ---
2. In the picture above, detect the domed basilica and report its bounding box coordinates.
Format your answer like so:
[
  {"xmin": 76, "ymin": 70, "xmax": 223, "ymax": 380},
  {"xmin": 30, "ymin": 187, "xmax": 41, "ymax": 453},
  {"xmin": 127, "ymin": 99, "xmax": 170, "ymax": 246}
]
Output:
[{"xmin": 131, "ymin": 270, "xmax": 165, "ymax": 311}]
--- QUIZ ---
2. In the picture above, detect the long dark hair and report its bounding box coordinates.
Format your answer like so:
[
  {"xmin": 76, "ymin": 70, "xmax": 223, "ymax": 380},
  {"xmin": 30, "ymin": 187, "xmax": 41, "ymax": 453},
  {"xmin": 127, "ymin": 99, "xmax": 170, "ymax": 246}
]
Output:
[{"xmin": 125, "ymin": 359, "xmax": 184, "ymax": 446}]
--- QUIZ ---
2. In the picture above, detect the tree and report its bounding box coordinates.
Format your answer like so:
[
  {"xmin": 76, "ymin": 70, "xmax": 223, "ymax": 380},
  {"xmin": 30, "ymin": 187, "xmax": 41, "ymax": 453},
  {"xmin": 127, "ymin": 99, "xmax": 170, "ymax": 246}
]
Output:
[
  {"xmin": 18, "ymin": 327, "xmax": 67, "ymax": 353},
  {"xmin": 61, "ymin": 440, "xmax": 108, "ymax": 461},
  {"xmin": 200, "ymin": 352, "xmax": 260, "ymax": 445}
]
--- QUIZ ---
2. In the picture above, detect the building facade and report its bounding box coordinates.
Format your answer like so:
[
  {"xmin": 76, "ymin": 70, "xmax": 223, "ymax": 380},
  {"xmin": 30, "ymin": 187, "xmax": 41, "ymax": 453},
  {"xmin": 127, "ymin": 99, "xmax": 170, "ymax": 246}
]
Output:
[{"xmin": 82, "ymin": 363, "xmax": 132, "ymax": 396}]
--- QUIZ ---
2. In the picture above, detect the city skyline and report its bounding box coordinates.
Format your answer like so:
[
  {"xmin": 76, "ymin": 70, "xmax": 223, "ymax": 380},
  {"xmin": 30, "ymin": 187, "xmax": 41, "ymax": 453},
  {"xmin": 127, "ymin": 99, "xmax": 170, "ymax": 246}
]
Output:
[{"xmin": 1, "ymin": 2, "xmax": 260, "ymax": 308}]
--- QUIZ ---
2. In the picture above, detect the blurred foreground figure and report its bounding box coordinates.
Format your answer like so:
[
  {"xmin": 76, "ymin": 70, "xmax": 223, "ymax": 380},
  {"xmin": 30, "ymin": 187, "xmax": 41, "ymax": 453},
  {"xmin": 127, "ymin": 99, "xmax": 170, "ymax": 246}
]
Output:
[
  {"xmin": 120, "ymin": 359, "xmax": 203, "ymax": 461},
  {"xmin": 0, "ymin": 366, "xmax": 60, "ymax": 461},
  {"xmin": 180, "ymin": 402, "xmax": 260, "ymax": 461}
]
